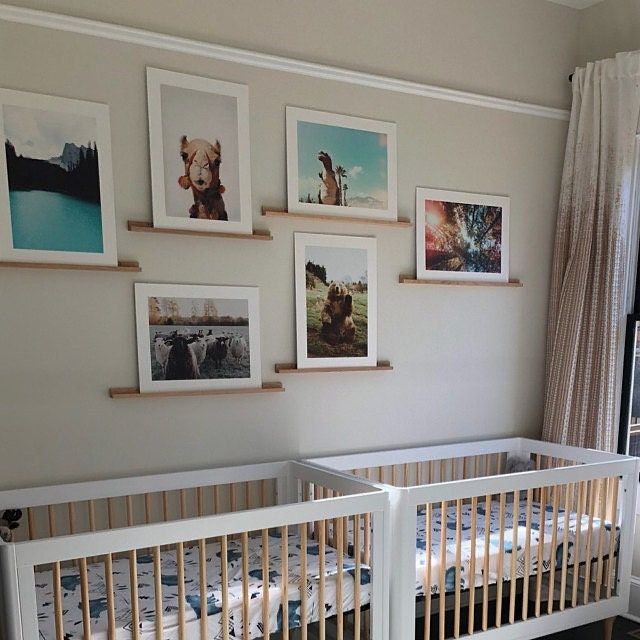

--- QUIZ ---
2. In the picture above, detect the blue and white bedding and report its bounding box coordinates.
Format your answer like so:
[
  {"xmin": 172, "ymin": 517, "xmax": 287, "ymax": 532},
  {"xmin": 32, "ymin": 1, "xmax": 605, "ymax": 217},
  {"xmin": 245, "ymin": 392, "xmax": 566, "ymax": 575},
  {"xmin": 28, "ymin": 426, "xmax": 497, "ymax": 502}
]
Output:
[
  {"xmin": 415, "ymin": 500, "xmax": 617, "ymax": 596},
  {"xmin": 36, "ymin": 531, "xmax": 371, "ymax": 640}
]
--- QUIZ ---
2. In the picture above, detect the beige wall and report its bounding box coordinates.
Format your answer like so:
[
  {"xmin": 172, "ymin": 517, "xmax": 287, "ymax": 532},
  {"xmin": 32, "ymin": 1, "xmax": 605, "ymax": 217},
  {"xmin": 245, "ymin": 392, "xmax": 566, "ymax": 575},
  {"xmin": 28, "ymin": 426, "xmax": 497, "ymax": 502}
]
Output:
[
  {"xmin": 0, "ymin": 2, "xmax": 577, "ymax": 489},
  {"xmin": 578, "ymin": 0, "xmax": 640, "ymax": 65}
]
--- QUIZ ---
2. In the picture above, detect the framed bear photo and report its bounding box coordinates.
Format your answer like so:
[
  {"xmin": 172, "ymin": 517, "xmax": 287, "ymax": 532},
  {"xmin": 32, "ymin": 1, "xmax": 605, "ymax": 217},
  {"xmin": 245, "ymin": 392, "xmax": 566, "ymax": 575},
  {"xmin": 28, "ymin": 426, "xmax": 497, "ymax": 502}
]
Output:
[
  {"xmin": 146, "ymin": 68, "xmax": 252, "ymax": 234},
  {"xmin": 294, "ymin": 232, "xmax": 377, "ymax": 369},
  {"xmin": 286, "ymin": 107, "xmax": 397, "ymax": 221}
]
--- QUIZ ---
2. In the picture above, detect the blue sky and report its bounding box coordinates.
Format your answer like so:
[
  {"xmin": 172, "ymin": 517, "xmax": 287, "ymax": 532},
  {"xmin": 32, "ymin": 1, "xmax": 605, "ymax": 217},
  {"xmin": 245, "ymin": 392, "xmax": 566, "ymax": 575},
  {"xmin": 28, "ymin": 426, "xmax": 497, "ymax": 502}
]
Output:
[
  {"xmin": 297, "ymin": 121, "xmax": 388, "ymax": 205},
  {"xmin": 306, "ymin": 245, "xmax": 367, "ymax": 283}
]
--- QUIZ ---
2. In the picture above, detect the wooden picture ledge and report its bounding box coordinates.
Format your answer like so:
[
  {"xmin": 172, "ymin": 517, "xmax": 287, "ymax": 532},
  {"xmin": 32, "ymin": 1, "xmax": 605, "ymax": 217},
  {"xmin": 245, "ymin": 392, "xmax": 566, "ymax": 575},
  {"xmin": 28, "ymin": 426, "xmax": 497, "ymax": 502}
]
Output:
[
  {"xmin": 109, "ymin": 381, "xmax": 284, "ymax": 399},
  {"xmin": 262, "ymin": 207, "xmax": 411, "ymax": 228},
  {"xmin": 127, "ymin": 220, "xmax": 272, "ymax": 241},
  {"xmin": 0, "ymin": 260, "xmax": 141, "ymax": 273},
  {"xmin": 275, "ymin": 361, "xmax": 393, "ymax": 374},
  {"xmin": 399, "ymin": 275, "xmax": 522, "ymax": 288}
]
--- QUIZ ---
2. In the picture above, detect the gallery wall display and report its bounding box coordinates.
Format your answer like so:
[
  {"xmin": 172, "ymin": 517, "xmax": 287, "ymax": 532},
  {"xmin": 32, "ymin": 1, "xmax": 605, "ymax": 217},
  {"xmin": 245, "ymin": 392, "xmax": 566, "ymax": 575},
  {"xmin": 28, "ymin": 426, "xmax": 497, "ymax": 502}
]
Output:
[
  {"xmin": 0, "ymin": 88, "xmax": 117, "ymax": 265},
  {"xmin": 147, "ymin": 68, "xmax": 252, "ymax": 234},
  {"xmin": 415, "ymin": 187, "xmax": 510, "ymax": 283},
  {"xmin": 294, "ymin": 232, "xmax": 377, "ymax": 369},
  {"xmin": 286, "ymin": 107, "xmax": 397, "ymax": 221},
  {"xmin": 134, "ymin": 283, "xmax": 262, "ymax": 393}
]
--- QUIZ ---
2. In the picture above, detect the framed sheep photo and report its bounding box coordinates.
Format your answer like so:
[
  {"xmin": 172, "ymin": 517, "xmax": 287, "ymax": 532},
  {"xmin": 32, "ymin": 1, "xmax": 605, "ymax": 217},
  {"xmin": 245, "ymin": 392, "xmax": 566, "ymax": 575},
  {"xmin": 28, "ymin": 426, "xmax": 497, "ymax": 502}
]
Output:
[
  {"xmin": 146, "ymin": 68, "xmax": 252, "ymax": 234},
  {"xmin": 415, "ymin": 187, "xmax": 510, "ymax": 282},
  {"xmin": 286, "ymin": 107, "xmax": 397, "ymax": 221},
  {"xmin": 0, "ymin": 88, "xmax": 117, "ymax": 265},
  {"xmin": 294, "ymin": 232, "xmax": 377, "ymax": 369},
  {"xmin": 134, "ymin": 283, "xmax": 261, "ymax": 393}
]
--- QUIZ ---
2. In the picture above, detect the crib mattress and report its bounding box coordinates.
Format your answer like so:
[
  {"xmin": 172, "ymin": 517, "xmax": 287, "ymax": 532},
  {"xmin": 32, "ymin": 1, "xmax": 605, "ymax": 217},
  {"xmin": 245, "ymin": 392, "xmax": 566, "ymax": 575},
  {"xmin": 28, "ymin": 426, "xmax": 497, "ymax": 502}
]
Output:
[
  {"xmin": 35, "ymin": 532, "xmax": 371, "ymax": 640},
  {"xmin": 415, "ymin": 500, "xmax": 617, "ymax": 597}
]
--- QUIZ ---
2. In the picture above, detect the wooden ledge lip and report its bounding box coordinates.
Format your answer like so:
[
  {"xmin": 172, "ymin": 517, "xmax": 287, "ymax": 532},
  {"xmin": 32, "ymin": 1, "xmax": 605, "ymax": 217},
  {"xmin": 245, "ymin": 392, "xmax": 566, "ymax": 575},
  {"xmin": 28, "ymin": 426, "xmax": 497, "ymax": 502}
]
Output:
[
  {"xmin": 275, "ymin": 361, "xmax": 393, "ymax": 373},
  {"xmin": 109, "ymin": 381, "xmax": 284, "ymax": 399},
  {"xmin": 262, "ymin": 207, "xmax": 411, "ymax": 228},
  {"xmin": 399, "ymin": 275, "xmax": 523, "ymax": 288},
  {"xmin": 0, "ymin": 259, "xmax": 140, "ymax": 272},
  {"xmin": 127, "ymin": 220, "xmax": 272, "ymax": 241}
]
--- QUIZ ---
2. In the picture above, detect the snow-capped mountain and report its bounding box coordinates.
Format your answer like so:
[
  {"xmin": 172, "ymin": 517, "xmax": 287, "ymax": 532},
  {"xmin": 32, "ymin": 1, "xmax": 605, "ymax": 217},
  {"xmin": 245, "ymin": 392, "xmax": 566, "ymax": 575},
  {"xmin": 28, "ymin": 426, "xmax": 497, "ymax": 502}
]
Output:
[{"xmin": 47, "ymin": 142, "xmax": 88, "ymax": 171}]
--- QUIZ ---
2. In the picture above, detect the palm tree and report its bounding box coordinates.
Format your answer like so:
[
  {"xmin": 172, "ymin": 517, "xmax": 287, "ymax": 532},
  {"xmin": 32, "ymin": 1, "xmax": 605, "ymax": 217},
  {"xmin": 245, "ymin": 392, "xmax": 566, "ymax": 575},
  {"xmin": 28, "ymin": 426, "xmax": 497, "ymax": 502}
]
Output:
[{"xmin": 335, "ymin": 166, "xmax": 347, "ymax": 206}]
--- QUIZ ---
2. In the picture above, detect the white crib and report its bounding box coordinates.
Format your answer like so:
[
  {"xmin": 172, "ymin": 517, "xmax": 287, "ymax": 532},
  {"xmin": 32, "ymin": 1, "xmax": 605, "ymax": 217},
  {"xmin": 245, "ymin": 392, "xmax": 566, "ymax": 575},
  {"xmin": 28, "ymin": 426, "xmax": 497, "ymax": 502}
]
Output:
[
  {"xmin": 0, "ymin": 460, "xmax": 389, "ymax": 640},
  {"xmin": 308, "ymin": 437, "xmax": 639, "ymax": 640}
]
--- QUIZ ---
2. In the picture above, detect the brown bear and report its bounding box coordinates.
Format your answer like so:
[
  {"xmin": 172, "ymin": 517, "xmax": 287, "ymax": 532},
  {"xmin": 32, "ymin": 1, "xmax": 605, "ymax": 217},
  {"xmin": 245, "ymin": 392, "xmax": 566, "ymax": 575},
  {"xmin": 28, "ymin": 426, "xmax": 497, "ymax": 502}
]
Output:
[{"xmin": 320, "ymin": 281, "xmax": 356, "ymax": 345}]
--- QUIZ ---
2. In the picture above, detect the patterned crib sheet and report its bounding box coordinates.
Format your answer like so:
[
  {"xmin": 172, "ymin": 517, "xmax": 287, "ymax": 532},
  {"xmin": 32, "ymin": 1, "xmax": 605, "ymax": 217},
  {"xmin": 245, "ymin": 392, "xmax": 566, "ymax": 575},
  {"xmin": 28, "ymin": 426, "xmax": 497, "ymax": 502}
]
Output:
[
  {"xmin": 415, "ymin": 500, "xmax": 617, "ymax": 597},
  {"xmin": 35, "ymin": 531, "xmax": 371, "ymax": 640}
]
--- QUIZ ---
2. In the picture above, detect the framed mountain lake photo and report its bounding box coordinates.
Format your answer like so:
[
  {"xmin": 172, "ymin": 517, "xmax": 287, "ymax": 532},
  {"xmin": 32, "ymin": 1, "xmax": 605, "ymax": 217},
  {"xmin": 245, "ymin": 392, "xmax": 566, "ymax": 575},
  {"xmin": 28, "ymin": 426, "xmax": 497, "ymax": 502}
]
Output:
[{"xmin": 0, "ymin": 89, "xmax": 117, "ymax": 265}]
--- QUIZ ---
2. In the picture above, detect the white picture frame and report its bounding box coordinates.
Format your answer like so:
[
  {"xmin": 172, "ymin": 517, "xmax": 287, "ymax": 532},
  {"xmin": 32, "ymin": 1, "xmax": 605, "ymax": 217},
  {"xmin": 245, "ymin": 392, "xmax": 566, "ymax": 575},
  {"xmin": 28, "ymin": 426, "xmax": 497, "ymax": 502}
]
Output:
[
  {"xmin": 0, "ymin": 88, "xmax": 117, "ymax": 265},
  {"xmin": 295, "ymin": 232, "xmax": 377, "ymax": 369},
  {"xmin": 134, "ymin": 283, "xmax": 262, "ymax": 393},
  {"xmin": 286, "ymin": 106, "xmax": 397, "ymax": 221},
  {"xmin": 415, "ymin": 187, "xmax": 510, "ymax": 282},
  {"xmin": 147, "ymin": 68, "xmax": 252, "ymax": 234}
]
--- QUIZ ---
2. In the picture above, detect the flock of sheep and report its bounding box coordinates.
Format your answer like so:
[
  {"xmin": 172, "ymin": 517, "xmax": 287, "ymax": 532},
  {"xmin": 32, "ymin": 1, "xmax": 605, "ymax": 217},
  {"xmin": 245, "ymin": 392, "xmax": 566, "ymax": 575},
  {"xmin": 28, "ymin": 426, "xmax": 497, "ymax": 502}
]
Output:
[{"xmin": 152, "ymin": 329, "xmax": 248, "ymax": 380}]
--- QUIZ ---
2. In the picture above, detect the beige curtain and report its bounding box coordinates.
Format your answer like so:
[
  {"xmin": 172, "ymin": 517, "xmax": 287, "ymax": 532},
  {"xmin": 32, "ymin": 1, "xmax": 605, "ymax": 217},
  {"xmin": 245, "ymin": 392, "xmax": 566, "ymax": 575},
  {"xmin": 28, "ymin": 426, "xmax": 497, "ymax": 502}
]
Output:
[{"xmin": 543, "ymin": 52, "xmax": 640, "ymax": 452}]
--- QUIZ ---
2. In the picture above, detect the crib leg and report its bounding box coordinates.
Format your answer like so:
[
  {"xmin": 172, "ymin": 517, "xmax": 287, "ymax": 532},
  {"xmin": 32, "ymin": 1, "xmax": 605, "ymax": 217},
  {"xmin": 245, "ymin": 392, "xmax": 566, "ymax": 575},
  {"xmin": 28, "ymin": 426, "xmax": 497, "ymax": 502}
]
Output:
[{"xmin": 603, "ymin": 616, "xmax": 615, "ymax": 640}]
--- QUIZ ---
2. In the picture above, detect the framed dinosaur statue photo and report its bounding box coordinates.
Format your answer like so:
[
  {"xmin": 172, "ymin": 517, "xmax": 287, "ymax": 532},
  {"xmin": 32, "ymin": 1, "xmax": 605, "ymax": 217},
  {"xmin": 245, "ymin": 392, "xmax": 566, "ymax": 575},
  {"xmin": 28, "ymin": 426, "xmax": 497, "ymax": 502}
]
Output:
[
  {"xmin": 286, "ymin": 106, "xmax": 397, "ymax": 221},
  {"xmin": 147, "ymin": 68, "xmax": 253, "ymax": 234}
]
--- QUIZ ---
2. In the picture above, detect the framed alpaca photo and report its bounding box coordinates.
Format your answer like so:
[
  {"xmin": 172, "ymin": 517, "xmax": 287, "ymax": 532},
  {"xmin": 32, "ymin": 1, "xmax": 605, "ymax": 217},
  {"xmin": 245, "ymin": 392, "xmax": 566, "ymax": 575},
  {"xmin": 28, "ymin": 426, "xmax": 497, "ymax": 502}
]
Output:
[
  {"xmin": 286, "ymin": 107, "xmax": 397, "ymax": 220},
  {"xmin": 0, "ymin": 88, "xmax": 117, "ymax": 265},
  {"xmin": 147, "ymin": 68, "xmax": 252, "ymax": 234},
  {"xmin": 134, "ymin": 283, "xmax": 261, "ymax": 393},
  {"xmin": 294, "ymin": 233, "xmax": 377, "ymax": 369},
  {"xmin": 415, "ymin": 187, "xmax": 510, "ymax": 282}
]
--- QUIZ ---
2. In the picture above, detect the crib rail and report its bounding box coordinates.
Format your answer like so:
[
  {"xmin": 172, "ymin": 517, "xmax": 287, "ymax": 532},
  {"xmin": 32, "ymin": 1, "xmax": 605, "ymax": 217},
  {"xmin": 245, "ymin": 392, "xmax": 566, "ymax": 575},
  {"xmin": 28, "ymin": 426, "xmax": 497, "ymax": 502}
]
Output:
[
  {"xmin": 1, "ymin": 465, "xmax": 388, "ymax": 640},
  {"xmin": 396, "ymin": 456, "xmax": 638, "ymax": 640}
]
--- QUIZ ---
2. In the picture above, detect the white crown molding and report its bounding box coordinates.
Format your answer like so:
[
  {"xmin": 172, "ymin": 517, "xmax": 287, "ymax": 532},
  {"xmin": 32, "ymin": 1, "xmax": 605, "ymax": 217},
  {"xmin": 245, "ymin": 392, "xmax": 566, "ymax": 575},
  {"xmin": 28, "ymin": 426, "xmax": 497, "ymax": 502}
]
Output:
[{"xmin": 0, "ymin": 3, "xmax": 570, "ymax": 122}]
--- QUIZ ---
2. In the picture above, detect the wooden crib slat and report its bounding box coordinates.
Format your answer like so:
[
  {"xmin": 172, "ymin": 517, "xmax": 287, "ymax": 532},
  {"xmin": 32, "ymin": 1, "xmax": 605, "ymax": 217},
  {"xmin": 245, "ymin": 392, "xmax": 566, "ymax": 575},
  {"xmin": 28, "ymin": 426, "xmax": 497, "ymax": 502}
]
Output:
[
  {"xmin": 595, "ymin": 477, "xmax": 608, "ymax": 601},
  {"xmin": 162, "ymin": 491, "xmax": 169, "ymax": 522},
  {"xmin": 214, "ymin": 485, "xmax": 220, "ymax": 514},
  {"xmin": 231, "ymin": 484, "xmax": 237, "ymax": 513},
  {"xmin": 52, "ymin": 561, "xmax": 64, "ymax": 640},
  {"xmin": 153, "ymin": 546, "xmax": 163, "ymax": 640},
  {"xmin": 364, "ymin": 509, "xmax": 371, "ymax": 566},
  {"xmin": 221, "ymin": 535, "xmax": 230, "ymax": 640},
  {"xmin": 547, "ymin": 485, "xmax": 560, "ymax": 614},
  {"xmin": 522, "ymin": 488, "xmax": 533, "ymax": 621},
  {"xmin": 180, "ymin": 489, "xmax": 187, "ymax": 519},
  {"xmin": 281, "ymin": 525, "xmax": 289, "ymax": 640},
  {"xmin": 468, "ymin": 497, "xmax": 477, "ymax": 635},
  {"xmin": 439, "ymin": 500, "xmax": 447, "ymax": 640},
  {"xmin": 572, "ymin": 481, "xmax": 585, "ymax": 608},
  {"xmin": 606, "ymin": 477, "xmax": 620, "ymax": 599},
  {"xmin": 509, "ymin": 490, "xmax": 519, "ymax": 624},
  {"xmin": 319, "ymin": 519, "xmax": 327, "ymax": 640},
  {"xmin": 102, "ymin": 553, "xmax": 115, "ymax": 640},
  {"xmin": 495, "ymin": 492, "xmax": 506, "ymax": 628},
  {"xmin": 67, "ymin": 502, "xmax": 77, "ymax": 535},
  {"xmin": 145, "ymin": 493, "xmax": 152, "ymax": 524},
  {"xmin": 559, "ymin": 482, "xmax": 573, "ymax": 610},
  {"xmin": 245, "ymin": 481, "xmax": 251, "ymax": 510},
  {"xmin": 583, "ymin": 479, "xmax": 597, "ymax": 605},
  {"xmin": 262, "ymin": 478, "xmax": 268, "ymax": 507},
  {"xmin": 535, "ymin": 486, "xmax": 546, "ymax": 617},
  {"xmin": 80, "ymin": 557, "xmax": 91, "ymax": 639},
  {"xmin": 454, "ymin": 499, "xmax": 462, "ymax": 638},
  {"xmin": 27, "ymin": 506, "xmax": 35, "ymax": 540},
  {"xmin": 130, "ymin": 549, "xmax": 140, "ymax": 640},
  {"xmin": 176, "ymin": 542, "xmax": 185, "ymax": 639},
  {"xmin": 242, "ymin": 532, "xmax": 250, "ymax": 640},
  {"xmin": 425, "ymin": 504, "xmax": 432, "ymax": 640},
  {"xmin": 482, "ymin": 494, "xmax": 491, "ymax": 631},
  {"xmin": 262, "ymin": 528, "xmax": 270, "ymax": 640},
  {"xmin": 48, "ymin": 504, "xmax": 57, "ymax": 537},
  {"xmin": 88, "ymin": 500, "xmax": 96, "ymax": 532},
  {"xmin": 354, "ymin": 514, "xmax": 362, "ymax": 640},
  {"xmin": 300, "ymin": 522, "xmax": 308, "ymax": 640},
  {"xmin": 337, "ymin": 516, "xmax": 344, "ymax": 640},
  {"xmin": 126, "ymin": 495, "xmax": 134, "ymax": 527},
  {"xmin": 199, "ymin": 538, "xmax": 208, "ymax": 639}
]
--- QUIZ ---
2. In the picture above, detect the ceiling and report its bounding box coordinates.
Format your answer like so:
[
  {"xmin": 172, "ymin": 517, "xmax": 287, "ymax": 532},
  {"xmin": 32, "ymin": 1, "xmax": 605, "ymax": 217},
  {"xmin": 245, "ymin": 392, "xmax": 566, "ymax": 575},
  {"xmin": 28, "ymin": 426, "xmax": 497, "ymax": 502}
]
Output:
[{"xmin": 546, "ymin": 0, "xmax": 604, "ymax": 8}]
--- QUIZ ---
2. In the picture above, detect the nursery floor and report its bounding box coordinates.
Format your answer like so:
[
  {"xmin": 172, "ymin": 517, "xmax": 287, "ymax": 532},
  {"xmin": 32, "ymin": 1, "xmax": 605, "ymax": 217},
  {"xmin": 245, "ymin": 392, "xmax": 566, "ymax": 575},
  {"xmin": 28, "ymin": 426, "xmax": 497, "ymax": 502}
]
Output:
[{"xmin": 543, "ymin": 616, "xmax": 640, "ymax": 639}]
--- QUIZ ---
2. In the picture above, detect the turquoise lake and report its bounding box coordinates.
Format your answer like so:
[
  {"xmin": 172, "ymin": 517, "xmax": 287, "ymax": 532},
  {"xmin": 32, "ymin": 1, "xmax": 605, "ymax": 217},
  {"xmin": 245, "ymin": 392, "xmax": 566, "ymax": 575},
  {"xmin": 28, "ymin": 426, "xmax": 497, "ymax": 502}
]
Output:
[{"xmin": 9, "ymin": 190, "xmax": 103, "ymax": 253}]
